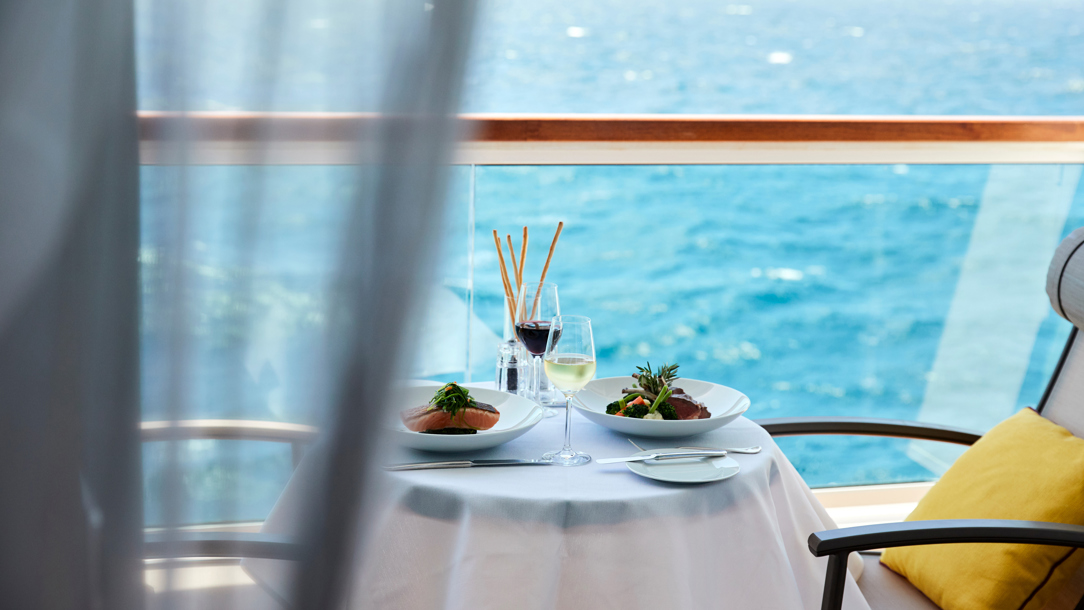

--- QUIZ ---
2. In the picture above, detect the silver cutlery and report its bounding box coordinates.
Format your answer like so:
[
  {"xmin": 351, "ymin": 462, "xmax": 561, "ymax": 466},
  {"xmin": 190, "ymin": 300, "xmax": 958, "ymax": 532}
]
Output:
[
  {"xmin": 384, "ymin": 459, "xmax": 552, "ymax": 471},
  {"xmin": 680, "ymin": 445, "xmax": 761, "ymax": 454},
  {"xmin": 626, "ymin": 438, "xmax": 761, "ymax": 454},
  {"xmin": 597, "ymin": 450, "xmax": 730, "ymax": 464}
]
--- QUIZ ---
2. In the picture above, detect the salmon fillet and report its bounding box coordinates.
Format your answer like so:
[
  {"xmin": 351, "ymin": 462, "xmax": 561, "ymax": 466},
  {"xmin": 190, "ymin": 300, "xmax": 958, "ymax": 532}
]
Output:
[{"xmin": 400, "ymin": 402, "xmax": 500, "ymax": 432}]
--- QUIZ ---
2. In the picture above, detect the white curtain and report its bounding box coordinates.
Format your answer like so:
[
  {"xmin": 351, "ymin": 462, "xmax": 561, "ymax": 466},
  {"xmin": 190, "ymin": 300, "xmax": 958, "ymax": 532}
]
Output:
[{"xmin": 0, "ymin": 0, "xmax": 476, "ymax": 607}]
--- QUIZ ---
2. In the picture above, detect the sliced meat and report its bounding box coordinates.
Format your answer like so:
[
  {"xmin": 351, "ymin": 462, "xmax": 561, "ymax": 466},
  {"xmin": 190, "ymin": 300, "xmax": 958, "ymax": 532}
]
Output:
[
  {"xmin": 401, "ymin": 401, "xmax": 500, "ymax": 432},
  {"xmin": 668, "ymin": 391, "xmax": 711, "ymax": 420}
]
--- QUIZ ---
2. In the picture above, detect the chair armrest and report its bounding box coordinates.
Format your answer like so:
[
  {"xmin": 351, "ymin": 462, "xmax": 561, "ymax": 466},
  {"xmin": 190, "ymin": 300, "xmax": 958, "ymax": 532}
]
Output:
[
  {"xmin": 141, "ymin": 419, "xmax": 319, "ymax": 466},
  {"xmin": 755, "ymin": 416, "xmax": 982, "ymax": 446},
  {"xmin": 810, "ymin": 520, "xmax": 1084, "ymax": 610},
  {"xmin": 140, "ymin": 420, "xmax": 318, "ymax": 444},
  {"xmin": 809, "ymin": 519, "xmax": 1084, "ymax": 556},
  {"xmin": 145, "ymin": 531, "xmax": 303, "ymax": 561}
]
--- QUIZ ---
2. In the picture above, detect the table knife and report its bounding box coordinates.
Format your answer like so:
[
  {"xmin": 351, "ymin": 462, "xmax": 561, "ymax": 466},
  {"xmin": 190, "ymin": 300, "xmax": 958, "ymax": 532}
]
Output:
[
  {"xmin": 596, "ymin": 450, "xmax": 729, "ymax": 464},
  {"xmin": 384, "ymin": 459, "xmax": 552, "ymax": 471}
]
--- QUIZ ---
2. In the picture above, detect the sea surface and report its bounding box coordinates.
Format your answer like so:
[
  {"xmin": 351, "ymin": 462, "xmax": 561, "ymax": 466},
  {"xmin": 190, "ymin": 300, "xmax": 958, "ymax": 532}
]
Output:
[{"xmin": 137, "ymin": 0, "xmax": 1084, "ymax": 523}]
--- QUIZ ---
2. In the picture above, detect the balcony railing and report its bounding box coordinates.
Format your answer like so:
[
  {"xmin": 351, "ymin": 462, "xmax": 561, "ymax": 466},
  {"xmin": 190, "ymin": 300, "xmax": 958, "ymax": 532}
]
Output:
[
  {"xmin": 136, "ymin": 112, "xmax": 1084, "ymax": 520},
  {"xmin": 137, "ymin": 113, "xmax": 1084, "ymax": 165}
]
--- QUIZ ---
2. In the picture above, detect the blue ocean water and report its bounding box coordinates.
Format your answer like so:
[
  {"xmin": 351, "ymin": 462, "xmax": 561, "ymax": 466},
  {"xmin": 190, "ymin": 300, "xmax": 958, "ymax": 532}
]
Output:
[
  {"xmin": 462, "ymin": 0, "xmax": 1084, "ymax": 115},
  {"xmin": 464, "ymin": 165, "xmax": 1084, "ymax": 486},
  {"xmin": 136, "ymin": 0, "xmax": 1084, "ymax": 523}
]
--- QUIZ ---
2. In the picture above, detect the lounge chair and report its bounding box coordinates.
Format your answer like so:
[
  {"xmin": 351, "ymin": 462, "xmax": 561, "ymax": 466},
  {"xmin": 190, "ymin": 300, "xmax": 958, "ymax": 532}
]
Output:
[
  {"xmin": 141, "ymin": 421, "xmax": 313, "ymax": 609},
  {"xmin": 759, "ymin": 228, "xmax": 1084, "ymax": 610}
]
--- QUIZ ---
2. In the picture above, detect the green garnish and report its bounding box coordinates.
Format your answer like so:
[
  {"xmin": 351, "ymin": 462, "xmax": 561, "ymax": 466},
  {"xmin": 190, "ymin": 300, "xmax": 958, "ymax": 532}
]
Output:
[
  {"xmin": 429, "ymin": 382, "xmax": 477, "ymax": 418},
  {"xmin": 633, "ymin": 362, "xmax": 680, "ymax": 397}
]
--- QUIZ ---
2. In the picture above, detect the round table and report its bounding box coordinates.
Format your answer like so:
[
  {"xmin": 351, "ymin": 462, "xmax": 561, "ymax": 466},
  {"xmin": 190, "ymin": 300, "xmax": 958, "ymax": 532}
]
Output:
[{"xmin": 247, "ymin": 393, "xmax": 869, "ymax": 610}]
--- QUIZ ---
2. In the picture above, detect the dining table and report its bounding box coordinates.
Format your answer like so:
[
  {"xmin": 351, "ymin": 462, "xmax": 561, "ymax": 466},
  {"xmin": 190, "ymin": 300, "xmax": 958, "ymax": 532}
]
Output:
[{"xmin": 244, "ymin": 383, "xmax": 871, "ymax": 610}]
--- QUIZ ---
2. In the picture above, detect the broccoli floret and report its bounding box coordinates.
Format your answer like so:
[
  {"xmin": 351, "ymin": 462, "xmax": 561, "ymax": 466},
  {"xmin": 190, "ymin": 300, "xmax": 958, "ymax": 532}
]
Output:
[
  {"xmin": 623, "ymin": 402, "xmax": 649, "ymax": 419},
  {"xmin": 605, "ymin": 400, "xmax": 624, "ymax": 415},
  {"xmin": 656, "ymin": 402, "xmax": 678, "ymax": 420}
]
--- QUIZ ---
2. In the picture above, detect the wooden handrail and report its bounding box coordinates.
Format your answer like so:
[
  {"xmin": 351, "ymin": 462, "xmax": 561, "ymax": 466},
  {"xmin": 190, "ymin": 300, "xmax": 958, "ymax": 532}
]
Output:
[
  {"xmin": 138, "ymin": 112, "xmax": 1084, "ymax": 143},
  {"xmin": 137, "ymin": 112, "xmax": 1084, "ymax": 164},
  {"xmin": 471, "ymin": 114, "xmax": 1084, "ymax": 142}
]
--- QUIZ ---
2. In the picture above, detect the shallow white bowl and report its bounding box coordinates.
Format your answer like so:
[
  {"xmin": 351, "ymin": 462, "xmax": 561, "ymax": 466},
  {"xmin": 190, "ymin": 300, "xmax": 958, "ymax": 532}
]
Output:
[
  {"xmin": 389, "ymin": 383, "xmax": 545, "ymax": 452},
  {"xmin": 573, "ymin": 377, "xmax": 750, "ymax": 438}
]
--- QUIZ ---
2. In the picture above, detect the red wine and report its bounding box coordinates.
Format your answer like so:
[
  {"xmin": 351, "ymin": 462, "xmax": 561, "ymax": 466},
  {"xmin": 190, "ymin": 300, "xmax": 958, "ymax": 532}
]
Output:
[{"xmin": 516, "ymin": 320, "xmax": 560, "ymax": 355}]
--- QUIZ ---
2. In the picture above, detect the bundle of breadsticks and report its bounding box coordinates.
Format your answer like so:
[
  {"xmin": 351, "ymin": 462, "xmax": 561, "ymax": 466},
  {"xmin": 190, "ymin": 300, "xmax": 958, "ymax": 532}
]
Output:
[{"xmin": 492, "ymin": 222, "xmax": 563, "ymax": 324}]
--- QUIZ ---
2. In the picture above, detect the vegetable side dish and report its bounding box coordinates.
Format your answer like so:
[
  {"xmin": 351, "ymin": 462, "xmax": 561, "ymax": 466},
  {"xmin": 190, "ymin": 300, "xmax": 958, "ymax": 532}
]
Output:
[{"xmin": 605, "ymin": 363, "xmax": 711, "ymax": 420}]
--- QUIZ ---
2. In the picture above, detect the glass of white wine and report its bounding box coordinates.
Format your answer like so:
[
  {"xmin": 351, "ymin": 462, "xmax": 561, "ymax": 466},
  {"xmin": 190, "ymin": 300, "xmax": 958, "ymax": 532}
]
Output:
[{"xmin": 541, "ymin": 315, "xmax": 595, "ymax": 466}]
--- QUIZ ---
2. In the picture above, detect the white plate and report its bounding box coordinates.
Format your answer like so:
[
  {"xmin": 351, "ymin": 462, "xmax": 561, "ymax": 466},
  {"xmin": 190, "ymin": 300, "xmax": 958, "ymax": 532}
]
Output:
[
  {"xmin": 389, "ymin": 383, "xmax": 545, "ymax": 452},
  {"xmin": 573, "ymin": 376, "xmax": 750, "ymax": 438},
  {"xmin": 625, "ymin": 449, "xmax": 741, "ymax": 484}
]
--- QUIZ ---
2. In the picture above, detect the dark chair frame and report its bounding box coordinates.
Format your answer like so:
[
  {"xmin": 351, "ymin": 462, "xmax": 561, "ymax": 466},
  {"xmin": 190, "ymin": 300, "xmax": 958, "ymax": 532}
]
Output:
[
  {"xmin": 756, "ymin": 327, "xmax": 1084, "ymax": 610},
  {"xmin": 145, "ymin": 531, "xmax": 302, "ymax": 562},
  {"xmin": 141, "ymin": 420, "xmax": 315, "ymax": 564}
]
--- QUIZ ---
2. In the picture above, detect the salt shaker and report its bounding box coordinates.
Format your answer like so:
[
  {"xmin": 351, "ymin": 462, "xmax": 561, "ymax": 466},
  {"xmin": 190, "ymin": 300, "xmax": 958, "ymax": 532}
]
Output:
[{"xmin": 495, "ymin": 340, "xmax": 527, "ymax": 394}]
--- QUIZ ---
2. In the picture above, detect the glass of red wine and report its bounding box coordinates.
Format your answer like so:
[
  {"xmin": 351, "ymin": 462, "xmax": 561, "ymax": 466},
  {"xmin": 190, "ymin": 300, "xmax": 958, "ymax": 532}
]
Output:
[{"xmin": 515, "ymin": 282, "xmax": 560, "ymax": 410}]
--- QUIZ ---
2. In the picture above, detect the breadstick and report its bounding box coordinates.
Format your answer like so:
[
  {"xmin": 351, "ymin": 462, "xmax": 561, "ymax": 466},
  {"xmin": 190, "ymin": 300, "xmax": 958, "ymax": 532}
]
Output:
[
  {"xmin": 530, "ymin": 222, "xmax": 564, "ymax": 319},
  {"xmin": 518, "ymin": 226, "xmax": 528, "ymax": 289},
  {"xmin": 492, "ymin": 230, "xmax": 517, "ymax": 323},
  {"xmin": 506, "ymin": 234, "xmax": 520, "ymax": 289}
]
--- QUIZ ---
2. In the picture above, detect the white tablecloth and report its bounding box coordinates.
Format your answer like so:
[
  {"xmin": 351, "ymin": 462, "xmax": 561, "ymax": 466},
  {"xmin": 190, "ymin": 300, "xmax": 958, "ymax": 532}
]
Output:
[{"xmin": 246, "ymin": 399, "xmax": 870, "ymax": 610}]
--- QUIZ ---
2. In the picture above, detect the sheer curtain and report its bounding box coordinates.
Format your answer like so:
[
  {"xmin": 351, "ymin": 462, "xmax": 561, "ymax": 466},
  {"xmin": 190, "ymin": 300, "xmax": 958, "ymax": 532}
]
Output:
[{"xmin": 0, "ymin": 0, "xmax": 475, "ymax": 607}]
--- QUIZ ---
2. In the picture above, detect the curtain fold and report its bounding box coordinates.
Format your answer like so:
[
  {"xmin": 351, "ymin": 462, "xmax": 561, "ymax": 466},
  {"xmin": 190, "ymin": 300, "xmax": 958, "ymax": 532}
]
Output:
[
  {"xmin": 0, "ymin": 0, "xmax": 143, "ymax": 608},
  {"xmin": 0, "ymin": 0, "xmax": 476, "ymax": 607},
  {"xmin": 291, "ymin": 1, "xmax": 477, "ymax": 607}
]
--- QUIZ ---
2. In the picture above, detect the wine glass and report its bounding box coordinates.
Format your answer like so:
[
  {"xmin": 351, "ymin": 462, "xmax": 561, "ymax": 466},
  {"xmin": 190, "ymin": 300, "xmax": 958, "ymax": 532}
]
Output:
[
  {"xmin": 515, "ymin": 282, "xmax": 560, "ymax": 409},
  {"xmin": 541, "ymin": 315, "xmax": 595, "ymax": 466}
]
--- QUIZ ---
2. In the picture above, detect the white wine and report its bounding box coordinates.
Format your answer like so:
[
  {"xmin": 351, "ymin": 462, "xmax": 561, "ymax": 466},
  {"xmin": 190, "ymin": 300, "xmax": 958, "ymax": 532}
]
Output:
[
  {"xmin": 540, "ymin": 316, "xmax": 594, "ymax": 467},
  {"xmin": 544, "ymin": 355, "xmax": 596, "ymax": 393}
]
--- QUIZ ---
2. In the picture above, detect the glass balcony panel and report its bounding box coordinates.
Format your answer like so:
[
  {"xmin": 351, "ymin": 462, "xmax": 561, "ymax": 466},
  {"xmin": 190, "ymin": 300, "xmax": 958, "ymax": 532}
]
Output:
[
  {"xmin": 139, "ymin": 162, "xmax": 1084, "ymax": 522},
  {"xmin": 138, "ymin": 165, "xmax": 473, "ymax": 523},
  {"xmin": 142, "ymin": 440, "xmax": 293, "ymax": 526},
  {"xmin": 470, "ymin": 163, "xmax": 1082, "ymax": 485},
  {"xmin": 140, "ymin": 166, "xmax": 355, "ymax": 427}
]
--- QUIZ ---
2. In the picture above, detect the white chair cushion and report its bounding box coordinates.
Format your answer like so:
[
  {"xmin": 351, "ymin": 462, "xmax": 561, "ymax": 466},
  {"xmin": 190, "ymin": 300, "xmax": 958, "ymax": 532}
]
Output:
[
  {"xmin": 1046, "ymin": 227, "xmax": 1084, "ymax": 328},
  {"xmin": 1042, "ymin": 226, "xmax": 1084, "ymax": 437},
  {"xmin": 1040, "ymin": 336, "xmax": 1084, "ymax": 439}
]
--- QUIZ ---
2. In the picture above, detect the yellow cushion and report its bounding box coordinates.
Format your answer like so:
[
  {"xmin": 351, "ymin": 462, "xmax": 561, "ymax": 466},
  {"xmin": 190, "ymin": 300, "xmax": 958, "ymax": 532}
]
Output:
[{"xmin": 881, "ymin": 409, "xmax": 1084, "ymax": 610}]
